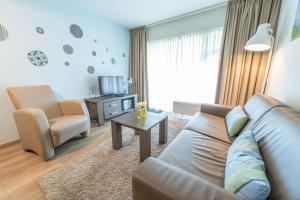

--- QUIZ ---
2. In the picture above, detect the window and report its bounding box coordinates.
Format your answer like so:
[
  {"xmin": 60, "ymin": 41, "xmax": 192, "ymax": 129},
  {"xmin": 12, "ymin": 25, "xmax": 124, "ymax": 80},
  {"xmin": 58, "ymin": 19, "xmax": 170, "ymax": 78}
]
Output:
[{"xmin": 147, "ymin": 27, "xmax": 223, "ymax": 111}]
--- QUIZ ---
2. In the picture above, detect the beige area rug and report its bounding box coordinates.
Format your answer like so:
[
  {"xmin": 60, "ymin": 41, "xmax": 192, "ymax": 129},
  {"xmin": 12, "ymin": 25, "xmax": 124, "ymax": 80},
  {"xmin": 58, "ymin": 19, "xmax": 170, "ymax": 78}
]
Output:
[{"xmin": 39, "ymin": 114, "xmax": 189, "ymax": 200}]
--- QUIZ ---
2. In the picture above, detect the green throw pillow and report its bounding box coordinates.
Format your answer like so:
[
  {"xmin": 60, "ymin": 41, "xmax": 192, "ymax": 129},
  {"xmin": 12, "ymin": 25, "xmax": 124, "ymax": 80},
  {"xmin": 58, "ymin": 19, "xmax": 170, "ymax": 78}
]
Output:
[
  {"xmin": 225, "ymin": 130, "xmax": 270, "ymax": 200},
  {"xmin": 225, "ymin": 106, "xmax": 249, "ymax": 137}
]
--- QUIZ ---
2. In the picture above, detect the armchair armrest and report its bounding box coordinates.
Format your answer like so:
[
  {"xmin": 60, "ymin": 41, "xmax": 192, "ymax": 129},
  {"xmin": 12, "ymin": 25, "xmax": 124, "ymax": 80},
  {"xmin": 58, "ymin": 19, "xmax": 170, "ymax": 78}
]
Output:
[
  {"xmin": 132, "ymin": 158, "xmax": 240, "ymax": 200},
  {"xmin": 13, "ymin": 108, "xmax": 54, "ymax": 160},
  {"xmin": 201, "ymin": 103, "xmax": 233, "ymax": 118},
  {"xmin": 59, "ymin": 100, "xmax": 89, "ymax": 116}
]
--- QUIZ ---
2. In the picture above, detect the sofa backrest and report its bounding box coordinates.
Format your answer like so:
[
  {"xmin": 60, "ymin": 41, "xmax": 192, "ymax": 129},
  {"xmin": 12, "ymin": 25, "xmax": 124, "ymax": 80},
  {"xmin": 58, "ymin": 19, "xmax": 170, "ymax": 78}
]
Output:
[
  {"xmin": 7, "ymin": 85, "xmax": 62, "ymax": 119},
  {"xmin": 242, "ymin": 94, "xmax": 287, "ymax": 131},
  {"xmin": 251, "ymin": 107, "xmax": 300, "ymax": 200}
]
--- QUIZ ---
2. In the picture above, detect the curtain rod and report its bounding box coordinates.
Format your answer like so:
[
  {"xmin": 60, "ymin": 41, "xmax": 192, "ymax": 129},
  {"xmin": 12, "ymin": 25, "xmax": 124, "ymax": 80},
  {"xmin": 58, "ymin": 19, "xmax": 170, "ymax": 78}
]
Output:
[{"xmin": 146, "ymin": 1, "xmax": 228, "ymax": 28}]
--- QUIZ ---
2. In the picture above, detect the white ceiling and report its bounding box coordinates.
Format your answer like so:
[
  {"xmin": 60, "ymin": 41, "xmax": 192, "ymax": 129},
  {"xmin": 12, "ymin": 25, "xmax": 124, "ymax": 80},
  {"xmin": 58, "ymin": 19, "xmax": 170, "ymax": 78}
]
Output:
[{"xmin": 74, "ymin": 0, "xmax": 227, "ymax": 29}]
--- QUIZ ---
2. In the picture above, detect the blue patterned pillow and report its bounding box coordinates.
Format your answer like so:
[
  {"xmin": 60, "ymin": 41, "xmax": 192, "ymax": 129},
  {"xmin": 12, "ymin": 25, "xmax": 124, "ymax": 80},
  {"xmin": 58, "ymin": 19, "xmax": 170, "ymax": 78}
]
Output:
[
  {"xmin": 225, "ymin": 106, "xmax": 249, "ymax": 137},
  {"xmin": 225, "ymin": 130, "xmax": 270, "ymax": 200}
]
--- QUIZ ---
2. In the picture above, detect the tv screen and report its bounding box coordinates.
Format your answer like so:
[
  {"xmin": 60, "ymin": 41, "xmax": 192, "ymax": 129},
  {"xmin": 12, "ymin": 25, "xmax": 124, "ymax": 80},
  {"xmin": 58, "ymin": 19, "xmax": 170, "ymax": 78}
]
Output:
[{"xmin": 98, "ymin": 76, "xmax": 125, "ymax": 96}]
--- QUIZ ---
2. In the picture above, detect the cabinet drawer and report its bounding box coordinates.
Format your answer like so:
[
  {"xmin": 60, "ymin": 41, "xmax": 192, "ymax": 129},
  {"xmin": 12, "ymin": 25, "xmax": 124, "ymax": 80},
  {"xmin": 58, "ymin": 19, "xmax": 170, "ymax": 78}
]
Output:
[
  {"xmin": 104, "ymin": 100, "xmax": 121, "ymax": 111},
  {"xmin": 104, "ymin": 107, "xmax": 122, "ymax": 119}
]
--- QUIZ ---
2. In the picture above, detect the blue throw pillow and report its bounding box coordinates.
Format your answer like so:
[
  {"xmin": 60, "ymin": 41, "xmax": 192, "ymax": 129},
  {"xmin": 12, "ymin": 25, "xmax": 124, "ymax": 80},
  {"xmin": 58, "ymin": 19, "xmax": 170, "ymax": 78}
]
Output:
[
  {"xmin": 225, "ymin": 130, "xmax": 270, "ymax": 200},
  {"xmin": 225, "ymin": 106, "xmax": 249, "ymax": 137}
]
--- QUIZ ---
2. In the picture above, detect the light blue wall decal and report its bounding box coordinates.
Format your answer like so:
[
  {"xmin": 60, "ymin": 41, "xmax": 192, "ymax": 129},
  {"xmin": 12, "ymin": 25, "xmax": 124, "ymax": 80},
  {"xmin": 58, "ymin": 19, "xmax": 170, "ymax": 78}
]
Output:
[
  {"xmin": 87, "ymin": 66, "xmax": 95, "ymax": 74},
  {"xmin": 63, "ymin": 44, "xmax": 73, "ymax": 54},
  {"xmin": 36, "ymin": 27, "xmax": 44, "ymax": 34},
  {"xmin": 0, "ymin": 24, "xmax": 9, "ymax": 41},
  {"xmin": 27, "ymin": 50, "xmax": 48, "ymax": 66},
  {"xmin": 70, "ymin": 24, "xmax": 83, "ymax": 38}
]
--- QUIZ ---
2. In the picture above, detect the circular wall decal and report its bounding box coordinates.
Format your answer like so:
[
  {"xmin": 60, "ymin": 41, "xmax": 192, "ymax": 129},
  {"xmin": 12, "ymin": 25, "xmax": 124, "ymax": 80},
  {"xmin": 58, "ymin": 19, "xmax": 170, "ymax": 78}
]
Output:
[
  {"xmin": 70, "ymin": 24, "xmax": 83, "ymax": 38},
  {"xmin": 36, "ymin": 27, "xmax": 44, "ymax": 34},
  {"xmin": 102, "ymin": 61, "xmax": 105, "ymax": 64},
  {"xmin": 0, "ymin": 24, "xmax": 9, "ymax": 41},
  {"xmin": 122, "ymin": 53, "xmax": 126, "ymax": 58},
  {"xmin": 92, "ymin": 51, "xmax": 97, "ymax": 56},
  {"xmin": 63, "ymin": 44, "xmax": 74, "ymax": 54},
  {"xmin": 87, "ymin": 66, "xmax": 95, "ymax": 74},
  {"xmin": 94, "ymin": 39, "xmax": 97, "ymax": 43},
  {"xmin": 65, "ymin": 61, "xmax": 70, "ymax": 66},
  {"xmin": 106, "ymin": 48, "xmax": 109, "ymax": 52},
  {"xmin": 110, "ymin": 58, "xmax": 116, "ymax": 65},
  {"xmin": 27, "ymin": 50, "xmax": 48, "ymax": 66}
]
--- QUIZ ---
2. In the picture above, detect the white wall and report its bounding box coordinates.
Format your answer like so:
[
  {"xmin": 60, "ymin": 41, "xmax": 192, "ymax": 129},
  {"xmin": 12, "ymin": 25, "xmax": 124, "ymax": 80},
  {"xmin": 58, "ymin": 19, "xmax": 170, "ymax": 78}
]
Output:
[
  {"xmin": 0, "ymin": 0, "xmax": 130, "ymax": 145},
  {"xmin": 266, "ymin": 0, "xmax": 300, "ymax": 111},
  {"xmin": 147, "ymin": 5, "xmax": 227, "ymax": 40}
]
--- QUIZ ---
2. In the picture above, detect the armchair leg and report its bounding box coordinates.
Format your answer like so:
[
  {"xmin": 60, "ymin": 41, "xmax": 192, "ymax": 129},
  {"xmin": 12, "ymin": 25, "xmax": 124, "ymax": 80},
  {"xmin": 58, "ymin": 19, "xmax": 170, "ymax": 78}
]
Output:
[
  {"xmin": 80, "ymin": 132, "xmax": 88, "ymax": 138},
  {"xmin": 22, "ymin": 144, "xmax": 54, "ymax": 161}
]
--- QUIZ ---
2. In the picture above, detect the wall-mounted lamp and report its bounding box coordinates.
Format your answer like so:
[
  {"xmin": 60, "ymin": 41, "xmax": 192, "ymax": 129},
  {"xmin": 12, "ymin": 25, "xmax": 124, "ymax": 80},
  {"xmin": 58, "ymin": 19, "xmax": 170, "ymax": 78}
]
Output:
[
  {"xmin": 124, "ymin": 78, "xmax": 133, "ymax": 94},
  {"xmin": 244, "ymin": 23, "xmax": 275, "ymax": 93}
]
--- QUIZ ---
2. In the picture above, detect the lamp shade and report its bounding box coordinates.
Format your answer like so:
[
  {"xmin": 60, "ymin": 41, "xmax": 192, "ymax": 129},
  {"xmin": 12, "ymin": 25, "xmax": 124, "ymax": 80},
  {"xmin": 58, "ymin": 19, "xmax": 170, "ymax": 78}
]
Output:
[{"xmin": 245, "ymin": 23, "xmax": 273, "ymax": 51}]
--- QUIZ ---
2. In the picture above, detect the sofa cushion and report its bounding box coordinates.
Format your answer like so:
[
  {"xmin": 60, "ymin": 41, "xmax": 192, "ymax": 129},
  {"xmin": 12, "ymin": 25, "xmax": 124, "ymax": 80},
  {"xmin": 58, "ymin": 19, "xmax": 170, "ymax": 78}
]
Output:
[
  {"xmin": 49, "ymin": 115, "xmax": 89, "ymax": 147},
  {"xmin": 251, "ymin": 107, "xmax": 300, "ymax": 200},
  {"xmin": 242, "ymin": 94, "xmax": 287, "ymax": 131},
  {"xmin": 225, "ymin": 106, "xmax": 249, "ymax": 137},
  {"xmin": 225, "ymin": 130, "xmax": 270, "ymax": 200},
  {"xmin": 185, "ymin": 112, "xmax": 232, "ymax": 144},
  {"xmin": 158, "ymin": 130, "xmax": 230, "ymax": 187}
]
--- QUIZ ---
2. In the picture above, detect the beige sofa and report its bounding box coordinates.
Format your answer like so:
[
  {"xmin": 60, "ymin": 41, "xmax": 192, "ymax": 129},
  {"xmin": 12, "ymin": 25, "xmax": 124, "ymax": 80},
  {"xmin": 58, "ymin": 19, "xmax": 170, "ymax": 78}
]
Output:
[
  {"xmin": 132, "ymin": 94, "xmax": 300, "ymax": 200},
  {"xmin": 7, "ymin": 85, "xmax": 90, "ymax": 160}
]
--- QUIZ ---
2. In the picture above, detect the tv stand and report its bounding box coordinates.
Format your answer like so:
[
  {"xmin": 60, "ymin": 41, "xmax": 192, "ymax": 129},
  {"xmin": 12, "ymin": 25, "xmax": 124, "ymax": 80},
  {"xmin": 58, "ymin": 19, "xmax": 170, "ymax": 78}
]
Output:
[
  {"xmin": 85, "ymin": 94, "xmax": 137, "ymax": 126},
  {"xmin": 114, "ymin": 93, "xmax": 126, "ymax": 97}
]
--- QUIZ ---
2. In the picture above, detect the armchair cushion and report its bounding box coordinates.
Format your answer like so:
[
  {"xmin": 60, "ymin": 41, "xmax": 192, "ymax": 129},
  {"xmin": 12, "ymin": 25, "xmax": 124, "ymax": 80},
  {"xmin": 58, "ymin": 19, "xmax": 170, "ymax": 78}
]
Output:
[
  {"xmin": 49, "ymin": 115, "xmax": 90, "ymax": 147},
  {"xmin": 59, "ymin": 100, "xmax": 89, "ymax": 116}
]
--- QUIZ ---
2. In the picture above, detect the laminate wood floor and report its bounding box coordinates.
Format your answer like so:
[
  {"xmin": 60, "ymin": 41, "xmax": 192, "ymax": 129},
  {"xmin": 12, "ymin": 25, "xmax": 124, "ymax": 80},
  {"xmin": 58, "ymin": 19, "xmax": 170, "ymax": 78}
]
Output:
[{"xmin": 0, "ymin": 125, "xmax": 111, "ymax": 200}]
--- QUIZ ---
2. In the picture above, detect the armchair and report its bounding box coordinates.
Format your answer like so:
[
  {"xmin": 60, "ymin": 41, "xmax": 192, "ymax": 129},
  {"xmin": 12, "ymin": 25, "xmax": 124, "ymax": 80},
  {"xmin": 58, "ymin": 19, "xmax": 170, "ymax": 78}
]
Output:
[{"xmin": 7, "ymin": 85, "xmax": 90, "ymax": 160}]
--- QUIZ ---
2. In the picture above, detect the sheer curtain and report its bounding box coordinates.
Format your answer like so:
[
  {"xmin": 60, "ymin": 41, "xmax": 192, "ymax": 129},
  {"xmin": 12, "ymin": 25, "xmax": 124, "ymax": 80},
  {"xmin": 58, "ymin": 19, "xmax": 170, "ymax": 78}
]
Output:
[{"xmin": 147, "ymin": 27, "xmax": 223, "ymax": 111}]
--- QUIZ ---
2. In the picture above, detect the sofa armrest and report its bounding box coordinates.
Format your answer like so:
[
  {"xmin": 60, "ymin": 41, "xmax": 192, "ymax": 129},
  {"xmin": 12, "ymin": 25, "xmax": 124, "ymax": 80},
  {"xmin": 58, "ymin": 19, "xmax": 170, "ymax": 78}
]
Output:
[
  {"xmin": 13, "ymin": 108, "xmax": 54, "ymax": 160},
  {"xmin": 132, "ymin": 158, "xmax": 240, "ymax": 200},
  {"xmin": 59, "ymin": 100, "xmax": 89, "ymax": 116},
  {"xmin": 201, "ymin": 103, "xmax": 233, "ymax": 118}
]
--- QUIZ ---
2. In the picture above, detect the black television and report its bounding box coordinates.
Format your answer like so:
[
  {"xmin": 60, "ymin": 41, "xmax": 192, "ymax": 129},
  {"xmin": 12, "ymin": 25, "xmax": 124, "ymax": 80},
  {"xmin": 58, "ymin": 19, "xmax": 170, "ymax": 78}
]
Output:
[{"xmin": 98, "ymin": 76, "xmax": 125, "ymax": 96}]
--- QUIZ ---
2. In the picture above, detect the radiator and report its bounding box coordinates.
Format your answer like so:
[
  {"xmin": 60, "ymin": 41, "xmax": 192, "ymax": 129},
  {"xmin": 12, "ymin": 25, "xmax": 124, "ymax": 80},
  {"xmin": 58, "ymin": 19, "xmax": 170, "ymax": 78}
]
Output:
[{"xmin": 173, "ymin": 101, "xmax": 201, "ymax": 116}]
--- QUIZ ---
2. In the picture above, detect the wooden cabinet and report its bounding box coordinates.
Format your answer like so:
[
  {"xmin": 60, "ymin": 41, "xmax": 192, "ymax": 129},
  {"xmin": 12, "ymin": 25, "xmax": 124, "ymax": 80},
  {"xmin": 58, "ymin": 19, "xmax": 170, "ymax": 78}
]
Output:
[
  {"xmin": 85, "ymin": 94, "xmax": 137, "ymax": 126},
  {"xmin": 103, "ymin": 100, "xmax": 121, "ymax": 111}
]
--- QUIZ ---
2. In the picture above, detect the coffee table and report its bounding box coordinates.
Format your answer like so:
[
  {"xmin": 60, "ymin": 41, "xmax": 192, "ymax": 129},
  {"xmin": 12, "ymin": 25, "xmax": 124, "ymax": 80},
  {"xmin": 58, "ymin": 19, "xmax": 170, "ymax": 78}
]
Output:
[{"xmin": 111, "ymin": 112, "xmax": 168, "ymax": 162}]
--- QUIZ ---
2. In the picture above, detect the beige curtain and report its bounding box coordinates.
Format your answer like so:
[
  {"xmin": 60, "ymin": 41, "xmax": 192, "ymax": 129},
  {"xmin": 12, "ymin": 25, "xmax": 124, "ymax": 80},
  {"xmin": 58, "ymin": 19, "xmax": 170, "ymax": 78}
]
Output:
[
  {"xmin": 216, "ymin": 0, "xmax": 282, "ymax": 106},
  {"xmin": 129, "ymin": 26, "xmax": 149, "ymax": 102}
]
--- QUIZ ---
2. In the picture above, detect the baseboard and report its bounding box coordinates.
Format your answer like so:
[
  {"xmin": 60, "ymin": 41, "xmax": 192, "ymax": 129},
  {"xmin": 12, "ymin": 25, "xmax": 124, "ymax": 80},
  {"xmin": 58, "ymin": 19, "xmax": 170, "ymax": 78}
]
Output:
[{"xmin": 0, "ymin": 140, "xmax": 20, "ymax": 149}]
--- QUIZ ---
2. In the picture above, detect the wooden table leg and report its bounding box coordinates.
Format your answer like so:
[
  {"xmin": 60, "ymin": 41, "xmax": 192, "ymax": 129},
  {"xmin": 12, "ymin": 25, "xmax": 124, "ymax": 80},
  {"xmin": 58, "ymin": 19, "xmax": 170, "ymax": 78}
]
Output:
[
  {"xmin": 159, "ymin": 117, "xmax": 168, "ymax": 144},
  {"xmin": 97, "ymin": 102, "xmax": 105, "ymax": 126},
  {"xmin": 139, "ymin": 129, "xmax": 151, "ymax": 162},
  {"xmin": 111, "ymin": 121, "xmax": 122, "ymax": 150}
]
